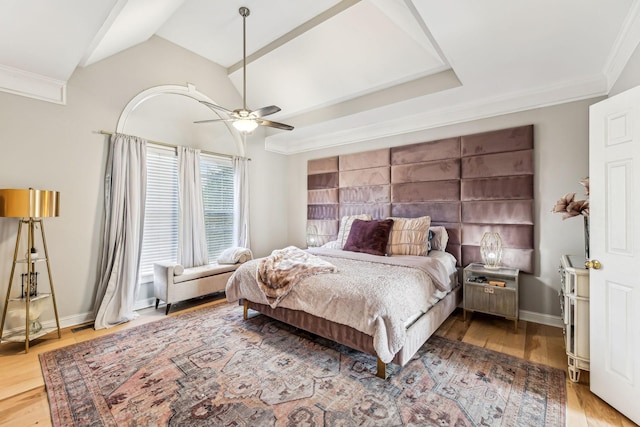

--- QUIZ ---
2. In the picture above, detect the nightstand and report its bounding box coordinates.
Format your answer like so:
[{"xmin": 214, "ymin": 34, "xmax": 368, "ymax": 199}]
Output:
[{"xmin": 463, "ymin": 263, "xmax": 519, "ymax": 331}]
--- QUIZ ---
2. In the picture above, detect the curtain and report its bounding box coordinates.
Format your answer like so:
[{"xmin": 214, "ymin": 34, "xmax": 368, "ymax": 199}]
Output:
[
  {"xmin": 233, "ymin": 156, "xmax": 250, "ymax": 248},
  {"xmin": 178, "ymin": 146, "xmax": 209, "ymax": 267},
  {"xmin": 94, "ymin": 134, "xmax": 147, "ymax": 330}
]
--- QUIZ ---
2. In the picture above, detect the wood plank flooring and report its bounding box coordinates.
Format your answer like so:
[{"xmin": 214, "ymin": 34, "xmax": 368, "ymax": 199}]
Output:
[{"xmin": 0, "ymin": 299, "xmax": 634, "ymax": 426}]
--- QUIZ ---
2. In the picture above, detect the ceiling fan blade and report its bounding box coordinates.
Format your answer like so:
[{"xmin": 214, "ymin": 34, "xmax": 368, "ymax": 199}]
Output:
[
  {"xmin": 258, "ymin": 119, "xmax": 294, "ymax": 131},
  {"xmin": 200, "ymin": 101, "xmax": 234, "ymax": 115},
  {"xmin": 194, "ymin": 118, "xmax": 233, "ymax": 124},
  {"xmin": 252, "ymin": 105, "xmax": 281, "ymax": 118}
]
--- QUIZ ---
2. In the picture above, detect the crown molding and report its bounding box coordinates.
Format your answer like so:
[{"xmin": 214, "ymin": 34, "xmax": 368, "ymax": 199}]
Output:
[
  {"xmin": 265, "ymin": 75, "xmax": 608, "ymax": 155},
  {"xmin": 0, "ymin": 64, "xmax": 66, "ymax": 104},
  {"xmin": 603, "ymin": 0, "xmax": 640, "ymax": 91}
]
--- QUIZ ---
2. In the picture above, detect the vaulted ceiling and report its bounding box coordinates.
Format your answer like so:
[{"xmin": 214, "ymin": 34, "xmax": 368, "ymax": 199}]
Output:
[{"xmin": 1, "ymin": 0, "xmax": 639, "ymax": 154}]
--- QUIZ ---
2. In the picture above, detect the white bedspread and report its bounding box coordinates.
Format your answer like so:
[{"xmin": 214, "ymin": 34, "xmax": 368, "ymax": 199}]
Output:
[{"xmin": 226, "ymin": 249, "xmax": 457, "ymax": 363}]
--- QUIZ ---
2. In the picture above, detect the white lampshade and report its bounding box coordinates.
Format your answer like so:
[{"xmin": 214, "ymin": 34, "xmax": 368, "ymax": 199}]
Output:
[
  {"xmin": 480, "ymin": 232, "xmax": 503, "ymax": 269},
  {"xmin": 233, "ymin": 118, "xmax": 259, "ymax": 133}
]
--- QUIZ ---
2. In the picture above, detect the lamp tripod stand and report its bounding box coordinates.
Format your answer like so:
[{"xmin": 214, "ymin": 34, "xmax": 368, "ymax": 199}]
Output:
[{"xmin": 0, "ymin": 189, "xmax": 61, "ymax": 352}]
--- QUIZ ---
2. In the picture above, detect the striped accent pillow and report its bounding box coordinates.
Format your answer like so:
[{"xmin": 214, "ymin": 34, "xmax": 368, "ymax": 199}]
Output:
[{"xmin": 386, "ymin": 216, "xmax": 432, "ymax": 256}]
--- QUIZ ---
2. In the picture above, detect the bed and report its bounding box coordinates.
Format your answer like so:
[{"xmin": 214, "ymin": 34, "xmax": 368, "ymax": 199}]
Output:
[
  {"xmin": 225, "ymin": 217, "xmax": 461, "ymax": 379},
  {"xmin": 227, "ymin": 125, "xmax": 535, "ymax": 378}
]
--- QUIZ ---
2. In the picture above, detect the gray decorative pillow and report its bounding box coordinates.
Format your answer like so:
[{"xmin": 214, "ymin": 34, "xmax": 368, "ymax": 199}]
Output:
[
  {"xmin": 429, "ymin": 226, "xmax": 449, "ymax": 251},
  {"xmin": 427, "ymin": 229, "xmax": 434, "ymax": 253}
]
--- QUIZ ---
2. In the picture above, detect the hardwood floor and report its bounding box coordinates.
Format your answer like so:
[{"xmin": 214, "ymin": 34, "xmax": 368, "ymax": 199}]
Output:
[{"xmin": 0, "ymin": 299, "xmax": 635, "ymax": 426}]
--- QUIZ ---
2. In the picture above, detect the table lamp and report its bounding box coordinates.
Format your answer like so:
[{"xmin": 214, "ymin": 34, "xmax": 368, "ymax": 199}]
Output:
[
  {"xmin": 480, "ymin": 232, "xmax": 503, "ymax": 269},
  {"xmin": 306, "ymin": 224, "xmax": 319, "ymax": 248}
]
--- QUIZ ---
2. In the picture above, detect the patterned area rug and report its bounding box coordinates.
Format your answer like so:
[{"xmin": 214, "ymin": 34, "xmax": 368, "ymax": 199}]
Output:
[{"xmin": 40, "ymin": 303, "xmax": 566, "ymax": 426}]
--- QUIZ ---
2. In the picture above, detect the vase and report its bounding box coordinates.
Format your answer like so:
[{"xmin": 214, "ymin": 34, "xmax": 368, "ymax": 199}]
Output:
[{"xmin": 583, "ymin": 215, "xmax": 590, "ymax": 259}]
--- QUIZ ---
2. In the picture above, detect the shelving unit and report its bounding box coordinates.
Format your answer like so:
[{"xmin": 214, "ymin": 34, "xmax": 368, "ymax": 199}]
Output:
[
  {"xmin": 559, "ymin": 254, "xmax": 590, "ymax": 382},
  {"xmin": 0, "ymin": 218, "xmax": 61, "ymax": 352}
]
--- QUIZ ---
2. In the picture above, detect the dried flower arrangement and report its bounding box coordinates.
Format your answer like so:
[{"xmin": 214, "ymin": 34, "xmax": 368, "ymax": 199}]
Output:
[
  {"xmin": 552, "ymin": 177, "xmax": 590, "ymax": 257},
  {"xmin": 551, "ymin": 177, "xmax": 589, "ymax": 219}
]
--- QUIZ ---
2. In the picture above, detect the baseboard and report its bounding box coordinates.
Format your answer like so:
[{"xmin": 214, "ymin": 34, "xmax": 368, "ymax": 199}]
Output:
[
  {"xmin": 3, "ymin": 304, "xmax": 563, "ymax": 337},
  {"xmin": 2, "ymin": 310, "xmax": 95, "ymax": 337},
  {"xmin": 58, "ymin": 311, "xmax": 96, "ymax": 329},
  {"xmin": 519, "ymin": 309, "xmax": 563, "ymax": 328},
  {"xmin": 2, "ymin": 297, "xmax": 162, "ymax": 337},
  {"xmin": 134, "ymin": 297, "xmax": 156, "ymax": 311},
  {"xmin": 58, "ymin": 300, "xmax": 159, "ymax": 329}
]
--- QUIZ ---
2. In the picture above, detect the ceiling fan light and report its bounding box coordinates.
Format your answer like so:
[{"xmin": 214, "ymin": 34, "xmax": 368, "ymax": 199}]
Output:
[
  {"xmin": 233, "ymin": 118, "xmax": 259, "ymax": 133},
  {"xmin": 196, "ymin": 7, "xmax": 292, "ymax": 132}
]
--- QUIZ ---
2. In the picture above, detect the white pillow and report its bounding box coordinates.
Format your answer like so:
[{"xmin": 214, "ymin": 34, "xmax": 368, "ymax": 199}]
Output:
[
  {"xmin": 429, "ymin": 226, "xmax": 449, "ymax": 251},
  {"xmin": 173, "ymin": 264, "xmax": 184, "ymax": 276},
  {"xmin": 386, "ymin": 216, "xmax": 431, "ymax": 256},
  {"xmin": 321, "ymin": 240, "xmax": 341, "ymax": 249},
  {"xmin": 336, "ymin": 214, "xmax": 372, "ymax": 248}
]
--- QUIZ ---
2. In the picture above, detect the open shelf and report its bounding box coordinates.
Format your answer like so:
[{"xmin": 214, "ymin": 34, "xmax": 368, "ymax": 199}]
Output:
[
  {"xmin": 15, "ymin": 257, "xmax": 47, "ymax": 264},
  {"xmin": 1, "ymin": 325, "xmax": 59, "ymax": 343},
  {"xmin": 9, "ymin": 293, "xmax": 51, "ymax": 303}
]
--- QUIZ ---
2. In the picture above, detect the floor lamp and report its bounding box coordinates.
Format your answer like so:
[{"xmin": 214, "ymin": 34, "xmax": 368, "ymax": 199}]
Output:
[{"xmin": 0, "ymin": 188, "xmax": 61, "ymax": 352}]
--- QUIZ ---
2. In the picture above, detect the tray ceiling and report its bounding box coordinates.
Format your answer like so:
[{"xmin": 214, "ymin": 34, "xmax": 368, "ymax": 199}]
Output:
[{"xmin": 0, "ymin": 0, "xmax": 639, "ymax": 154}]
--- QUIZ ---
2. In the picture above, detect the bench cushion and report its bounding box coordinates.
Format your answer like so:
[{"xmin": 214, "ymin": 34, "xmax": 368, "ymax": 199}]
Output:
[{"xmin": 174, "ymin": 263, "xmax": 239, "ymax": 284}]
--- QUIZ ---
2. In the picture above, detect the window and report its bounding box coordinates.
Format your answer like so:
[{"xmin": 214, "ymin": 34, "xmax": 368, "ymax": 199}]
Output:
[
  {"xmin": 138, "ymin": 146, "xmax": 234, "ymax": 283},
  {"xmin": 200, "ymin": 154, "xmax": 234, "ymax": 263},
  {"xmin": 139, "ymin": 147, "xmax": 178, "ymax": 282}
]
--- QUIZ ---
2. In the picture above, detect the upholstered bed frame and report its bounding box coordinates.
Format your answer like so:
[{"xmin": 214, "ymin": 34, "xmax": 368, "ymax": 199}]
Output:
[
  {"xmin": 246, "ymin": 125, "xmax": 534, "ymax": 378},
  {"xmin": 243, "ymin": 286, "xmax": 460, "ymax": 378}
]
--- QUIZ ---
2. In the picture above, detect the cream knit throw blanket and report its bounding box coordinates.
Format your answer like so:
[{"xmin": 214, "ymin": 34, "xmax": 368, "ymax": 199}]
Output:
[{"xmin": 256, "ymin": 246, "xmax": 337, "ymax": 307}]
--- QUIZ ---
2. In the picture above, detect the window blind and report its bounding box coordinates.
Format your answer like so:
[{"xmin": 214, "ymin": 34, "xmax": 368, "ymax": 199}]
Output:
[
  {"xmin": 139, "ymin": 147, "xmax": 179, "ymax": 282},
  {"xmin": 138, "ymin": 147, "xmax": 235, "ymax": 284},
  {"xmin": 200, "ymin": 154, "xmax": 234, "ymax": 263}
]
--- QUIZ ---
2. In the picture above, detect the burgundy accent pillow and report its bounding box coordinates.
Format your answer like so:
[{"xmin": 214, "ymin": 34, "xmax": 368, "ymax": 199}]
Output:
[{"xmin": 343, "ymin": 219, "xmax": 394, "ymax": 256}]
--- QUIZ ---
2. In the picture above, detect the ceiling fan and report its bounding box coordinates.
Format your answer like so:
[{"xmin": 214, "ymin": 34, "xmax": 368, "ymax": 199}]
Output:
[{"xmin": 195, "ymin": 7, "xmax": 294, "ymax": 133}]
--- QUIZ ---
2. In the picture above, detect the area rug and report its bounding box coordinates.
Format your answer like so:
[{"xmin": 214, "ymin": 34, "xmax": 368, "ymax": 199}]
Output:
[{"xmin": 40, "ymin": 303, "xmax": 566, "ymax": 426}]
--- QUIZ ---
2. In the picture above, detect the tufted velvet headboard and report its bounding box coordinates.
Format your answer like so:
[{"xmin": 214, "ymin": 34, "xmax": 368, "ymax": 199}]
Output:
[{"xmin": 307, "ymin": 125, "xmax": 534, "ymax": 273}]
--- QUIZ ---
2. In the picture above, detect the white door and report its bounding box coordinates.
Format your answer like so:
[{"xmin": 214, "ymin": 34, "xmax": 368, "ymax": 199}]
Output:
[{"xmin": 589, "ymin": 85, "xmax": 640, "ymax": 424}]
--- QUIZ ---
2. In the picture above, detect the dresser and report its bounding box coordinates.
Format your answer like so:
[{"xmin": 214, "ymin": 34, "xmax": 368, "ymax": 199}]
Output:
[{"xmin": 559, "ymin": 254, "xmax": 590, "ymax": 382}]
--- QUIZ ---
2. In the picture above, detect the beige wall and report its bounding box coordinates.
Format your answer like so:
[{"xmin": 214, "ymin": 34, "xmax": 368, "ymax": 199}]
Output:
[
  {"xmin": 0, "ymin": 36, "xmax": 289, "ymax": 328},
  {"xmin": 286, "ymin": 98, "xmax": 599, "ymax": 320}
]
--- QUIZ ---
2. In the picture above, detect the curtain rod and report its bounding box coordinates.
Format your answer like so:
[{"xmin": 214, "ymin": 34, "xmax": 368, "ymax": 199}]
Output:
[{"xmin": 95, "ymin": 130, "xmax": 250, "ymax": 161}]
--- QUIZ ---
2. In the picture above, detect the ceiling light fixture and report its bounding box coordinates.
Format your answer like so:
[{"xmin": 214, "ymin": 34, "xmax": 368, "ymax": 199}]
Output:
[{"xmin": 195, "ymin": 7, "xmax": 294, "ymax": 133}]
